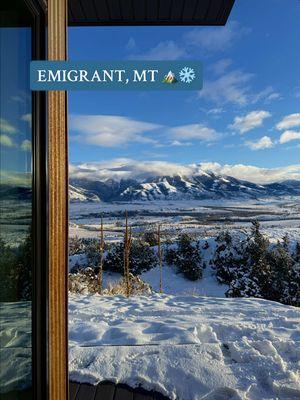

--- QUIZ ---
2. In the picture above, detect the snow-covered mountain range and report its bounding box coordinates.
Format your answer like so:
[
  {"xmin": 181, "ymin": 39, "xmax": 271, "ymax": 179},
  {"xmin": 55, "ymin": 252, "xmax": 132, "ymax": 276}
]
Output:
[
  {"xmin": 69, "ymin": 170, "xmax": 300, "ymax": 202},
  {"xmin": 3, "ymin": 170, "xmax": 300, "ymax": 203}
]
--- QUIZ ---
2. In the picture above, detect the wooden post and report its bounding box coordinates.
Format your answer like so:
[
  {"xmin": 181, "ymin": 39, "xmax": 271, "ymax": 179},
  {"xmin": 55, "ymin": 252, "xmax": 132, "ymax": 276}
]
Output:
[
  {"xmin": 124, "ymin": 212, "xmax": 132, "ymax": 297},
  {"xmin": 98, "ymin": 215, "xmax": 104, "ymax": 294},
  {"xmin": 158, "ymin": 225, "xmax": 163, "ymax": 293},
  {"xmin": 48, "ymin": 0, "xmax": 68, "ymax": 399}
]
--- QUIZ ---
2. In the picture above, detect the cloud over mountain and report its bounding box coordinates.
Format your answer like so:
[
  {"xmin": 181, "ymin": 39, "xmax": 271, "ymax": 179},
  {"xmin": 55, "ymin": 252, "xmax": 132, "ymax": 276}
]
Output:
[{"xmin": 70, "ymin": 159, "xmax": 300, "ymax": 185}]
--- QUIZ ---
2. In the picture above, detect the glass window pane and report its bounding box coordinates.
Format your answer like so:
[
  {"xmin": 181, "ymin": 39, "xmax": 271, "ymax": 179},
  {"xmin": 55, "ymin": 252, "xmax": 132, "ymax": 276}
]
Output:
[{"xmin": 0, "ymin": 1, "xmax": 33, "ymax": 398}]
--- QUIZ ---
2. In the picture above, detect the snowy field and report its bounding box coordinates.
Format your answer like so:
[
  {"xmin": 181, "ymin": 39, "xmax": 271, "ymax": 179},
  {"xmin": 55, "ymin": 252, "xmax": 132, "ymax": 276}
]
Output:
[
  {"xmin": 69, "ymin": 294, "xmax": 300, "ymax": 400},
  {"xmin": 69, "ymin": 198, "xmax": 300, "ymax": 245},
  {"xmin": 1, "ymin": 296, "xmax": 299, "ymax": 398}
]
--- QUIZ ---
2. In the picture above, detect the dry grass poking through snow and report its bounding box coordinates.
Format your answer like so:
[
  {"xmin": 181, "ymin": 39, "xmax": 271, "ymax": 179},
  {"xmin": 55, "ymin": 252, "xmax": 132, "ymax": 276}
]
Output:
[
  {"xmin": 103, "ymin": 274, "xmax": 152, "ymax": 296},
  {"xmin": 69, "ymin": 270, "xmax": 152, "ymax": 296}
]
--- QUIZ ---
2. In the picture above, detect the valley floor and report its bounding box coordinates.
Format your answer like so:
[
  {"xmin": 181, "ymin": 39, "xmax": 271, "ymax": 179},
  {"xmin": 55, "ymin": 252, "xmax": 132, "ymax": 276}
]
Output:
[{"xmin": 69, "ymin": 294, "xmax": 300, "ymax": 400}]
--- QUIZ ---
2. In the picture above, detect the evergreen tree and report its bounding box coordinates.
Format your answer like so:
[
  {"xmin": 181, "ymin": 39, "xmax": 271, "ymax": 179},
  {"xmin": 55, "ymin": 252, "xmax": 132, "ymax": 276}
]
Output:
[
  {"xmin": 268, "ymin": 238, "xmax": 295, "ymax": 302},
  {"xmin": 16, "ymin": 229, "xmax": 32, "ymax": 300},
  {"xmin": 0, "ymin": 229, "xmax": 32, "ymax": 302},
  {"xmin": 294, "ymin": 242, "xmax": 300, "ymax": 263},
  {"xmin": 213, "ymin": 231, "xmax": 247, "ymax": 286},
  {"xmin": 104, "ymin": 240, "xmax": 156, "ymax": 275},
  {"xmin": 0, "ymin": 238, "xmax": 18, "ymax": 301},
  {"xmin": 165, "ymin": 233, "xmax": 203, "ymax": 281},
  {"xmin": 86, "ymin": 238, "xmax": 106, "ymax": 267},
  {"xmin": 246, "ymin": 221, "xmax": 272, "ymax": 298}
]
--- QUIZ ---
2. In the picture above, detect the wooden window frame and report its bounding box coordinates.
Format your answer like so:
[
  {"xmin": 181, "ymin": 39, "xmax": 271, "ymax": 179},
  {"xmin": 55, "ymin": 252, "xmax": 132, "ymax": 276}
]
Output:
[{"xmin": 47, "ymin": 1, "xmax": 68, "ymax": 399}]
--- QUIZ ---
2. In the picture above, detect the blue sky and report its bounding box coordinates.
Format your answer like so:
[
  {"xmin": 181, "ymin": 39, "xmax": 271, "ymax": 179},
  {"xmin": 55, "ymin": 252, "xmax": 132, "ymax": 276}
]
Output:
[
  {"xmin": 0, "ymin": 27, "xmax": 32, "ymax": 184},
  {"xmin": 68, "ymin": 0, "xmax": 300, "ymax": 183}
]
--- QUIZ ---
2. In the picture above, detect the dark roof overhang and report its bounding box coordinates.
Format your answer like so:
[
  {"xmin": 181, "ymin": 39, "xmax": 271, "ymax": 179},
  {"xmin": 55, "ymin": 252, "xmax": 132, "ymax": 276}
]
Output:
[{"xmin": 68, "ymin": 0, "xmax": 235, "ymax": 26}]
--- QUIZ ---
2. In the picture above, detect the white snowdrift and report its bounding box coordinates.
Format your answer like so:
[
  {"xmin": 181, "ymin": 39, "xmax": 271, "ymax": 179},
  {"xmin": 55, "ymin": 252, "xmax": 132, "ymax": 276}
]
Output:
[
  {"xmin": 0, "ymin": 302, "xmax": 32, "ymax": 393},
  {"xmin": 141, "ymin": 264, "xmax": 227, "ymax": 298},
  {"xmin": 69, "ymin": 294, "xmax": 300, "ymax": 400}
]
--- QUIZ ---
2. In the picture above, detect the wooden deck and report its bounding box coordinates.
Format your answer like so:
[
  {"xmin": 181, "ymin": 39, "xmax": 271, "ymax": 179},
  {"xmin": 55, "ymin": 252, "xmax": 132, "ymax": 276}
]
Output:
[{"xmin": 70, "ymin": 381, "xmax": 171, "ymax": 400}]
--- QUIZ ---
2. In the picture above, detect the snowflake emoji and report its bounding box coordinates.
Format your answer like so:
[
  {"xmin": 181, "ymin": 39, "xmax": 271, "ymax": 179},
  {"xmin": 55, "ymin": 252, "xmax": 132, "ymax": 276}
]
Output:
[{"xmin": 179, "ymin": 67, "xmax": 196, "ymax": 84}]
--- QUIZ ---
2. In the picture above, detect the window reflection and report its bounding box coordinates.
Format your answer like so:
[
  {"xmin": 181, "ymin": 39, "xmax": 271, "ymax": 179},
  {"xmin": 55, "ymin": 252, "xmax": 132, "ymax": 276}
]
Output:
[{"xmin": 0, "ymin": 3, "xmax": 33, "ymax": 397}]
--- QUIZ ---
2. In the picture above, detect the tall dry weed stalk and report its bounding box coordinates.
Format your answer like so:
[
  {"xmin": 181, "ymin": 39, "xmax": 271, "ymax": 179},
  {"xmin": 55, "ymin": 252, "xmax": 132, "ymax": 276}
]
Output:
[
  {"xmin": 124, "ymin": 212, "xmax": 132, "ymax": 297},
  {"xmin": 157, "ymin": 224, "xmax": 163, "ymax": 293},
  {"xmin": 98, "ymin": 215, "xmax": 105, "ymax": 294}
]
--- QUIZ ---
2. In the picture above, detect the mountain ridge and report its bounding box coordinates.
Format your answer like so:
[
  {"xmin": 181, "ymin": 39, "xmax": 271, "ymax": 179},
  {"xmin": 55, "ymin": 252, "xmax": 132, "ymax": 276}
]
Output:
[
  {"xmin": 2, "ymin": 172, "xmax": 300, "ymax": 203},
  {"xmin": 69, "ymin": 172, "xmax": 300, "ymax": 202}
]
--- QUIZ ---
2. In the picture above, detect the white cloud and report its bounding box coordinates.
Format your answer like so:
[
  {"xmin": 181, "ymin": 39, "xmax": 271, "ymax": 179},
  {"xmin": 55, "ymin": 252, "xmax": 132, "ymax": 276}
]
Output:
[
  {"xmin": 199, "ymin": 70, "xmax": 253, "ymax": 106},
  {"xmin": 209, "ymin": 59, "xmax": 233, "ymax": 75},
  {"xmin": 169, "ymin": 124, "xmax": 220, "ymax": 142},
  {"xmin": 0, "ymin": 134, "xmax": 15, "ymax": 147},
  {"xmin": 200, "ymin": 162, "xmax": 300, "ymax": 184},
  {"xmin": 251, "ymin": 86, "xmax": 280, "ymax": 103},
  {"xmin": 207, "ymin": 108, "xmax": 224, "ymax": 115},
  {"xmin": 279, "ymin": 130, "xmax": 300, "ymax": 144},
  {"xmin": 229, "ymin": 110, "xmax": 271, "ymax": 134},
  {"xmin": 246, "ymin": 136, "xmax": 274, "ymax": 150},
  {"xmin": 170, "ymin": 140, "xmax": 192, "ymax": 147},
  {"xmin": 276, "ymin": 113, "xmax": 300, "ymax": 130},
  {"xmin": 127, "ymin": 21, "xmax": 248, "ymax": 61},
  {"xmin": 183, "ymin": 22, "xmax": 250, "ymax": 53},
  {"xmin": 70, "ymin": 159, "xmax": 300, "ymax": 185},
  {"xmin": 129, "ymin": 40, "xmax": 186, "ymax": 60},
  {"xmin": 21, "ymin": 114, "xmax": 32, "ymax": 128},
  {"xmin": 266, "ymin": 92, "xmax": 280, "ymax": 101},
  {"xmin": 0, "ymin": 118, "xmax": 17, "ymax": 134},
  {"xmin": 21, "ymin": 139, "xmax": 31, "ymax": 152},
  {"xmin": 0, "ymin": 170, "xmax": 31, "ymax": 186},
  {"xmin": 70, "ymin": 114, "xmax": 162, "ymax": 148},
  {"xmin": 70, "ymin": 159, "xmax": 194, "ymax": 181},
  {"xmin": 200, "ymin": 69, "xmax": 280, "ymax": 107}
]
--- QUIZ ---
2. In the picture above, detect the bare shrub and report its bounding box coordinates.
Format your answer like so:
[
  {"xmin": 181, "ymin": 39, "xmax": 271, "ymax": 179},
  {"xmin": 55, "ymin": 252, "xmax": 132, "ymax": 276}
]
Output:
[
  {"xmin": 68, "ymin": 269, "xmax": 152, "ymax": 296},
  {"xmin": 103, "ymin": 273, "xmax": 152, "ymax": 296}
]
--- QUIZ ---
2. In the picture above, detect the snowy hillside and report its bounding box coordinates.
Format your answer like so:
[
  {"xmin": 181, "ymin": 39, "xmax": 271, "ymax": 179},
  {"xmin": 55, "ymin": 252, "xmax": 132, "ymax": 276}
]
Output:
[
  {"xmin": 69, "ymin": 294, "xmax": 300, "ymax": 400},
  {"xmin": 69, "ymin": 184, "xmax": 101, "ymax": 203}
]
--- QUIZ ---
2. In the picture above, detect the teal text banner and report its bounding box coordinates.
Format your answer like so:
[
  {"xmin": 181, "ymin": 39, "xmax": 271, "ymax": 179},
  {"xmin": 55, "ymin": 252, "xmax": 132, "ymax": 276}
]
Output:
[{"xmin": 30, "ymin": 61, "xmax": 202, "ymax": 91}]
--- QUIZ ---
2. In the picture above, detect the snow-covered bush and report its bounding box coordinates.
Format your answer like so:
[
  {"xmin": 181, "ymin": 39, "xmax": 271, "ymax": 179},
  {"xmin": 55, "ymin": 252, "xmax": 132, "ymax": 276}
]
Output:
[
  {"xmin": 165, "ymin": 233, "xmax": 203, "ymax": 281},
  {"xmin": 212, "ymin": 230, "xmax": 247, "ymax": 286},
  {"xmin": 0, "ymin": 231, "xmax": 32, "ymax": 302},
  {"xmin": 69, "ymin": 235, "xmax": 85, "ymax": 255},
  {"xmin": 213, "ymin": 222, "xmax": 300, "ymax": 306},
  {"xmin": 142, "ymin": 230, "xmax": 159, "ymax": 247},
  {"xmin": 104, "ymin": 239, "xmax": 156, "ymax": 275},
  {"xmin": 68, "ymin": 267, "xmax": 100, "ymax": 294},
  {"xmin": 85, "ymin": 238, "xmax": 106, "ymax": 267}
]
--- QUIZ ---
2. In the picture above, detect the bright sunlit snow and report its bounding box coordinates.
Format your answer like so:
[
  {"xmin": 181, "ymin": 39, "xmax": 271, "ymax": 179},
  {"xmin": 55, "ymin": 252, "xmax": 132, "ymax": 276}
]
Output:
[{"xmin": 68, "ymin": 294, "xmax": 300, "ymax": 400}]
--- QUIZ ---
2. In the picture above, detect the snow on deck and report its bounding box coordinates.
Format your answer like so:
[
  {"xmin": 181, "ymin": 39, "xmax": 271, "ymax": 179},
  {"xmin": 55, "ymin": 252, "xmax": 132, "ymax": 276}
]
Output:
[{"xmin": 69, "ymin": 294, "xmax": 300, "ymax": 400}]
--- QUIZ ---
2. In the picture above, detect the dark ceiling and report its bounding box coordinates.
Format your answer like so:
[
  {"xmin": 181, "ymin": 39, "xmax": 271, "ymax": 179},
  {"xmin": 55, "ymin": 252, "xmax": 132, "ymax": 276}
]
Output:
[{"xmin": 68, "ymin": 0, "xmax": 235, "ymax": 26}]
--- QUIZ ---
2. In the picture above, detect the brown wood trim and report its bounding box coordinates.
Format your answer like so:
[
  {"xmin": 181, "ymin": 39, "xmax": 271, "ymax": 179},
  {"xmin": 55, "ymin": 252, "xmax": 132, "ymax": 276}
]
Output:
[{"xmin": 47, "ymin": 1, "xmax": 68, "ymax": 400}]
